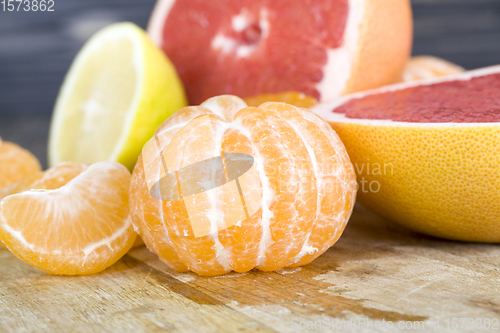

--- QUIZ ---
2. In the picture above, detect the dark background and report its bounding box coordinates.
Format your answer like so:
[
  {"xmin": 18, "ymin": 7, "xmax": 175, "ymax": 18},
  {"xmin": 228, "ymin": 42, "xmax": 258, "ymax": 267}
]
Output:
[{"xmin": 1, "ymin": 0, "xmax": 500, "ymax": 166}]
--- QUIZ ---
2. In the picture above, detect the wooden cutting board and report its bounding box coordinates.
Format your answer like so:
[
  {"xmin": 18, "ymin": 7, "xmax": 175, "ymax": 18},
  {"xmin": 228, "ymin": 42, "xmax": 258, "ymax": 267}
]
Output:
[{"xmin": 1, "ymin": 205, "xmax": 499, "ymax": 332}]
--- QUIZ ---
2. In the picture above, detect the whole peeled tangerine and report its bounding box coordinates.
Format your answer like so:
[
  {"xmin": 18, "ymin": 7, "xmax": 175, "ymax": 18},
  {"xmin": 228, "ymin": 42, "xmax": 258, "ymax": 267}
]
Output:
[{"xmin": 130, "ymin": 95, "xmax": 356, "ymax": 276}]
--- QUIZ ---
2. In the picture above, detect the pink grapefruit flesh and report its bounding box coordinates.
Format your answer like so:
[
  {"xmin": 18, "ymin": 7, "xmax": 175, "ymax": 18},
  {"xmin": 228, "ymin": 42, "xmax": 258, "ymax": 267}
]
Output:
[
  {"xmin": 148, "ymin": 0, "xmax": 412, "ymax": 104},
  {"xmin": 335, "ymin": 72, "xmax": 500, "ymax": 123}
]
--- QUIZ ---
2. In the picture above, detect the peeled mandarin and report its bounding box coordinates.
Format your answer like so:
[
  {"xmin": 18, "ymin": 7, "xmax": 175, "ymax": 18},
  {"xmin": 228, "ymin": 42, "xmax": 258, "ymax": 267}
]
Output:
[{"xmin": 130, "ymin": 95, "xmax": 356, "ymax": 276}]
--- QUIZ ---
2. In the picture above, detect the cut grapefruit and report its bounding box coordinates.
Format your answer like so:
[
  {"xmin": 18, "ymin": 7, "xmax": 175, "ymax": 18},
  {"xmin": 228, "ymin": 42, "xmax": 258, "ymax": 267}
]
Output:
[
  {"xmin": 130, "ymin": 95, "xmax": 356, "ymax": 276},
  {"xmin": 0, "ymin": 162, "xmax": 136, "ymax": 275},
  {"xmin": 148, "ymin": 0, "xmax": 412, "ymax": 104},
  {"xmin": 312, "ymin": 65, "xmax": 500, "ymax": 242}
]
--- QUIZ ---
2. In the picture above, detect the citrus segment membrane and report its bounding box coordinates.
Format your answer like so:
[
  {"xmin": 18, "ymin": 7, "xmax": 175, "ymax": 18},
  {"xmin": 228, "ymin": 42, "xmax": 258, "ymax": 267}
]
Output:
[
  {"xmin": 142, "ymin": 118, "xmax": 261, "ymax": 238},
  {"xmin": 151, "ymin": 0, "xmax": 346, "ymax": 102}
]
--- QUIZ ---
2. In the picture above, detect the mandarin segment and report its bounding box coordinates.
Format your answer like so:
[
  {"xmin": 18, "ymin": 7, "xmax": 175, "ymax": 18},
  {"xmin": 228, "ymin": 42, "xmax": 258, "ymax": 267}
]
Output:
[
  {"xmin": 233, "ymin": 106, "xmax": 319, "ymax": 271},
  {"xmin": 130, "ymin": 95, "xmax": 356, "ymax": 276},
  {"xmin": 244, "ymin": 92, "xmax": 318, "ymax": 109},
  {"xmin": 157, "ymin": 114, "xmax": 238, "ymax": 275},
  {"xmin": 258, "ymin": 102, "xmax": 357, "ymax": 267},
  {"xmin": 0, "ymin": 139, "xmax": 41, "ymax": 189},
  {"xmin": 0, "ymin": 162, "xmax": 136, "ymax": 275},
  {"xmin": 217, "ymin": 129, "xmax": 263, "ymax": 272},
  {"xmin": 3, "ymin": 163, "xmax": 89, "ymax": 198},
  {"xmin": 0, "ymin": 140, "xmax": 43, "ymax": 248},
  {"xmin": 130, "ymin": 161, "xmax": 188, "ymax": 272}
]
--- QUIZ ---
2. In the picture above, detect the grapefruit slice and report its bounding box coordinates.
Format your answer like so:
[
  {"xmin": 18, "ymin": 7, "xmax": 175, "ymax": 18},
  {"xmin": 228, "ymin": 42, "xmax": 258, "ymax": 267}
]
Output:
[
  {"xmin": 148, "ymin": 0, "xmax": 412, "ymax": 104},
  {"xmin": 312, "ymin": 65, "xmax": 500, "ymax": 242}
]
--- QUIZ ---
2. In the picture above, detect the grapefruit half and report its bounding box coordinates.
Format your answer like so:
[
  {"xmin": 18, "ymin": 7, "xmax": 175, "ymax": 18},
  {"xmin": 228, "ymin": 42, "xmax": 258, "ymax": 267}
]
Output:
[
  {"xmin": 312, "ymin": 65, "xmax": 500, "ymax": 242},
  {"xmin": 148, "ymin": 0, "xmax": 412, "ymax": 104}
]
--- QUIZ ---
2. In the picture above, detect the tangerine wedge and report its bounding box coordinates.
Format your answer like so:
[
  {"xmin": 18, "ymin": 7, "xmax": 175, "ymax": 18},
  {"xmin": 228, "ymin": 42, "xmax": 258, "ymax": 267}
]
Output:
[
  {"xmin": 0, "ymin": 139, "xmax": 42, "ymax": 248},
  {"xmin": 130, "ymin": 95, "xmax": 356, "ymax": 276},
  {"xmin": 0, "ymin": 163, "xmax": 88, "ymax": 201},
  {"xmin": 0, "ymin": 162, "xmax": 136, "ymax": 275}
]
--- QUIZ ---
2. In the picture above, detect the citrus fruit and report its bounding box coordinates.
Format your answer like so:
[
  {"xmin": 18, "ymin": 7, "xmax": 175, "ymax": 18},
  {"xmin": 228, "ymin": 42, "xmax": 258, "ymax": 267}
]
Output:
[
  {"xmin": 130, "ymin": 95, "xmax": 356, "ymax": 276},
  {"xmin": 0, "ymin": 162, "xmax": 89, "ymax": 200},
  {"xmin": 148, "ymin": 0, "xmax": 412, "ymax": 104},
  {"xmin": 313, "ymin": 65, "xmax": 500, "ymax": 242},
  {"xmin": 0, "ymin": 138, "xmax": 41, "ymax": 248},
  {"xmin": 0, "ymin": 138, "xmax": 41, "ymax": 190},
  {"xmin": 244, "ymin": 92, "xmax": 318, "ymax": 109},
  {"xmin": 404, "ymin": 55, "xmax": 465, "ymax": 82},
  {"xmin": 0, "ymin": 162, "xmax": 136, "ymax": 275},
  {"xmin": 48, "ymin": 22, "xmax": 187, "ymax": 171}
]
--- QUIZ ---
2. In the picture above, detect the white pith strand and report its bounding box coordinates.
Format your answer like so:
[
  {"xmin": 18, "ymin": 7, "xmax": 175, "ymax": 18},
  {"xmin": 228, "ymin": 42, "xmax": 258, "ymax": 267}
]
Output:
[{"xmin": 315, "ymin": 0, "xmax": 366, "ymax": 102}]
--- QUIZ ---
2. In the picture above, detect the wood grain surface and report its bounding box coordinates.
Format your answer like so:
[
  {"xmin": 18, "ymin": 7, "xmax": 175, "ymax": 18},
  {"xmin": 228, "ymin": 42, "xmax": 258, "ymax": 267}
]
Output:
[{"xmin": 2, "ymin": 206, "xmax": 499, "ymax": 332}]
